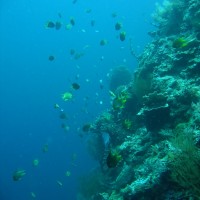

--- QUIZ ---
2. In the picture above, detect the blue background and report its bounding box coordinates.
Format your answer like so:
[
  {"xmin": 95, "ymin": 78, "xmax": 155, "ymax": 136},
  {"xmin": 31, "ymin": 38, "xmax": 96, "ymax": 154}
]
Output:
[{"xmin": 0, "ymin": 0, "xmax": 161, "ymax": 199}]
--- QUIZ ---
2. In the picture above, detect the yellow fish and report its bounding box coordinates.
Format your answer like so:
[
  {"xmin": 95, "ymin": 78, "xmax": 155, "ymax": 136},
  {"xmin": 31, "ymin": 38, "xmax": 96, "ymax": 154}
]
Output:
[
  {"xmin": 65, "ymin": 170, "xmax": 71, "ymax": 177},
  {"xmin": 33, "ymin": 159, "xmax": 39, "ymax": 167},
  {"xmin": 62, "ymin": 92, "xmax": 73, "ymax": 101}
]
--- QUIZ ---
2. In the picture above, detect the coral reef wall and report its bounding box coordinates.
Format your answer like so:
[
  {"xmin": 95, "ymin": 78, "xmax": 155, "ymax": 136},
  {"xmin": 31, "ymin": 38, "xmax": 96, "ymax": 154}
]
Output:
[{"xmin": 78, "ymin": 0, "xmax": 200, "ymax": 199}]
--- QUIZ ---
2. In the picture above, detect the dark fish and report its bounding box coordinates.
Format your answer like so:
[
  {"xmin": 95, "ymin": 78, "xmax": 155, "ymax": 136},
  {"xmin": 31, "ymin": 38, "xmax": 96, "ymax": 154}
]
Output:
[
  {"xmin": 49, "ymin": 55, "xmax": 55, "ymax": 61},
  {"xmin": 70, "ymin": 49, "xmax": 75, "ymax": 55},
  {"xmin": 74, "ymin": 52, "xmax": 84, "ymax": 60},
  {"xmin": 55, "ymin": 21, "xmax": 62, "ymax": 30},
  {"xmin": 90, "ymin": 20, "xmax": 95, "ymax": 27},
  {"xmin": 42, "ymin": 144, "xmax": 48, "ymax": 152},
  {"xmin": 72, "ymin": 83, "xmax": 80, "ymax": 90},
  {"xmin": 85, "ymin": 8, "xmax": 92, "ymax": 14},
  {"xmin": 61, "ymin": 123, "xmax": 66, "ymax": 128},
  {"xmin": 61, "ymin": 123, "xmax": 69, "ymax": 131},
  {"xmin": 100, "ymin": 39, "xmax": 107, "ymax": 46},
  {"xmin": 100, "ymin": 84, "xmax": 104, "ymax": 90},
  {"xmin": 46, "ymin": 21, "xmax": 55, "ymax": 28},
  {"xmin": 115, "ymin": 22, "xmax": 122, "ymax": 31},
  {"xmin": 59, "ymin": 112, "xmax": 67, "ymax": 119},
  {"xmin": 111, "ymin": 12, "xmax": 117, "ymax": 18},
  {"xmin": 70, "ymin": 17, "xmax": 75, "ymax": 26},
  {"xmin": 119, "ymin": 31, "xmax": 126, "ymax": 41}
]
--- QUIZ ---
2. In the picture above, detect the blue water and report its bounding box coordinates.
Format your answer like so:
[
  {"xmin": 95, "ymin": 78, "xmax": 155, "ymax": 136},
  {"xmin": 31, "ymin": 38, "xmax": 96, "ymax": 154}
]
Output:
[{"xmin": 0, "ymin": 0, "xmax": 162, "ymax": 199}]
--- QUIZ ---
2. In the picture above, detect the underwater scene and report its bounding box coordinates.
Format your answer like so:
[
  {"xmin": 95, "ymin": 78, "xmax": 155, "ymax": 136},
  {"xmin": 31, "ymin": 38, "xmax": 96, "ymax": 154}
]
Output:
[{"xmin": 1, "ymin": 0, "xmax": 200, "ymax": 199}]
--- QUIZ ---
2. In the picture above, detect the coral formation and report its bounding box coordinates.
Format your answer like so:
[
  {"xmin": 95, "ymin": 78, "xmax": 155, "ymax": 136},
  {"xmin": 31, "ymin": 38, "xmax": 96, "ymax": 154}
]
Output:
[{"xmin": 78, "ymin": 0, "xmax": 200, "ymax": 199}]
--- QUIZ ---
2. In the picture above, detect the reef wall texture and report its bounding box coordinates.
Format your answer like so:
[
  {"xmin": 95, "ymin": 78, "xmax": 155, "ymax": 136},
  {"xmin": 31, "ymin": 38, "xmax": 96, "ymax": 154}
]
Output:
[{"xmin": 78, "ymin": 0, "xmax": 200, "ymax": 199}]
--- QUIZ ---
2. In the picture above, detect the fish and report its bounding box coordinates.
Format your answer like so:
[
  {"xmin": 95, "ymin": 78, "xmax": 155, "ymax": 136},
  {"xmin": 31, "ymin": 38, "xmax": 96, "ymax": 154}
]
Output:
[
  {"xmin": 31, "ymin": 192, "xmax": 36, "ymax": 198},
  {"xmin": 100, "ymin": 39, "xmax": 108, "ymax": 46},
  {"xmin": 13, "ymin": 169, "xmax": 26, "ymax": 181},
  {"xmin": 70, "ymin": 49, "xmax": 75, "ymax": 55},
  {"xmin": 72, "ymin": 0, "xmax": 77, "ymax": 4},
  {"xmin": 90, "ymin": 20, "xmax": 95, "ymax": 27},
  {"xmin": 61, "ymin": 123, "xmax": 70, "ymax": 132},
  {"xmin": 81, "ymin": 29, "xmax": 86, "ymax": 33},
  {"xmin": 85, "ymin": 8, "xmax": 92, "ymax": 13},
  {"xmin": 33, "ymin": 159, "xmax": 39, "ymax": 167},
  {"xmin": 54, "ymin": 103, "xmax": 60, "ymax": 109},
  {"xmin": 66, "ymin": 24, "xmax": 72, "ymax": 30},
  {"xmin": 56, "ymin": 180, "xmax": 63, "ymax": 187},
  {"xmin": 46, "ymin": 21, "xmax": 55, "ymax": 28},
  {"xmin": 70, "ymin": 17, "xmax": 75, "ymax": 26},
  {"xmin": 48, "ymin": 55, "xmax": 55, "ymax": 61},
  {"xmin": 106, "ymin": 150, "xmax": 122, "ymax": 168},
  {"xmin": 42, "ymin": 144, "xmax": 49, "ymax": 152},
  {"xmin": 111, "ymin": 12, "xmax": 117, "ymax": 18},
  {"xmin": 55, "ymin": 21, "xmax": 62, "ymax": 30},
  {"xmin": 65, "ymin": 171, "xmax": 71, "ymax": 177},
  {"xmin": 115, "ymin": 22, "xmax": 122, "ymax": 30},
  {"xmin": 119, "ymin": 31, "xmax": 126, "ymax": 41},
  {"xmin": 59, "ymin": 112, "xmax": 67, "ymax": 119},
  {"xmin": 62, "ymin": 92, "xmax": 73, "ymax": 101},
  {"xmin": 72, "ymin": 83, "xmax": 80, "ymax": 90}
]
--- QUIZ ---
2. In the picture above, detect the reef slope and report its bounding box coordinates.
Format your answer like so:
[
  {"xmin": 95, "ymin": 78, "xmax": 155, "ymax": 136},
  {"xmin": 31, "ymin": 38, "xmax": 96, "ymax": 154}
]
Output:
[{"xmin": 78, "ymin": 0, "xmax": 200, "ymax": 199}]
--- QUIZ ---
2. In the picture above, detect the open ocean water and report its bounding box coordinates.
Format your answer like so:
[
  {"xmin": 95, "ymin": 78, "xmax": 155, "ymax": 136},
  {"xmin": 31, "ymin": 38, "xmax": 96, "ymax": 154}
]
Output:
[{"xmin": 0, "ymin": 0, "xmax": 162, "ymax": 199}]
